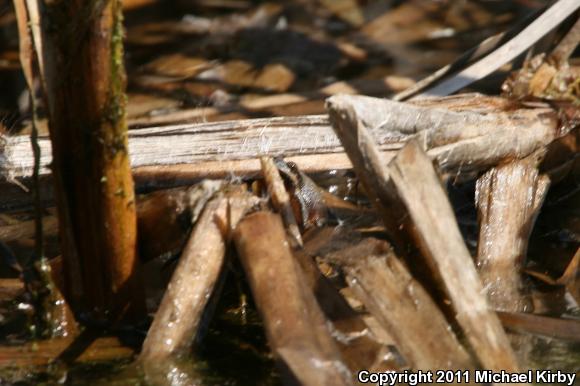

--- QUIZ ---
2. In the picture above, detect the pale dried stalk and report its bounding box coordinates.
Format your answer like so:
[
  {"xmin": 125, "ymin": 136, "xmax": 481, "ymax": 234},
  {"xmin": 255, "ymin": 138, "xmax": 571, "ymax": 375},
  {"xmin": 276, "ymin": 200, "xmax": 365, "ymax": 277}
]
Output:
[
  {"xmin": 326, "ymin": 94, "xmax": 559, "ymax": 175},
  {"xmin": 325, "ymin": 93, "xmax": 561, "ymax": 250},
  {"xmin": 140, "ymin": 189, "xmax": 258, "ymax": 362},
  {"xmin": 2, "ymin": 94, "xmax": 565, "ymax": 213},
  {"xmin": 12, "ymin": 0, "xmax": 35, "ymax": 89},
  {"xmin": 475, "ymin": 158, "xmax": 550, "ymax": 312},
  {"xmin": 3, "ymin": 94, "xmax": 562, "ymax": 183},
  {"xmin": 387, "ymin": 141, "xmax": 520, "ymax": 372},
  {"xmin": 260, "ymin": 157, "xmax": 302, "ymax": 246},
  {"xmin": 324, "ymin": 98, "xmax": 406, "ymax": 249}
]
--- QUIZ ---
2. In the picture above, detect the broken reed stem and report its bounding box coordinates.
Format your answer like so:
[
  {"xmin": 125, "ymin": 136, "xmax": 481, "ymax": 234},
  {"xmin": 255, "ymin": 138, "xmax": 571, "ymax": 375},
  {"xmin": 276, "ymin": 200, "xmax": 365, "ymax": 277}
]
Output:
[
  {"xmin": 140, "ymin": 189, "xmax": 258, "ymax": 362},
  {"xmin": 328, "ymin": 238, "xmax": 475, "ymax": 372},
  {"xmin": 260, "ymin": 157, "xmax": 303, "ymax": 246},
  {"xmin": 324, "ymin": 98, "xmax": 407, "ymax": 250},
  {"xmin": 475, "ymin": 158, "xmax": 550, "ymax": 313},
  {"xmin": 325, "ymin": 94, "xmax": 559, "ymax": 176},
  {"xmin": 37, "ymin": 0, "xmax": 144, "ymax": 321},
  {"xmin": 233, "ymin": 211, "xmax": 353, "ymax": 386},
  {"xmin": 325, "ymin": 93, "xmax": 561, "ymax": 252},
  {"xmin": 293, "ymin": 248, "xmax": 396, "ymax": 372},
  {"xmin": 327, "ymin": 94, "xmax": 521, "ymax": 370},
  {"xmin": 387, "ymin": 141, "xmax": 520, "ymax": 372}
]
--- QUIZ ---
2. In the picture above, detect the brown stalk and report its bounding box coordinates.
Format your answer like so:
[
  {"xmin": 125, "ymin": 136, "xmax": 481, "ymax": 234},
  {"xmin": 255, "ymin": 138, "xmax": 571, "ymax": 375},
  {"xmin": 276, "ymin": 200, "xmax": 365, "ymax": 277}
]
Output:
[
  {"xmin": 34, "ymin": 0, "xmax": 144, "ymax": 321},
  {"xmin": 233, "ymin": 211, "xmax": 353, "ymax": 386}
]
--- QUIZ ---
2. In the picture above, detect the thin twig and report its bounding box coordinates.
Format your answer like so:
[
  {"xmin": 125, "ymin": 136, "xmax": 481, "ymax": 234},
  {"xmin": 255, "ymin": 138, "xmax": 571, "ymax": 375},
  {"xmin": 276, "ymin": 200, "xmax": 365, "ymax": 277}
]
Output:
[{"xmin": 550, "ymin": 15, "xmax": 580, "ymax": 65}]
